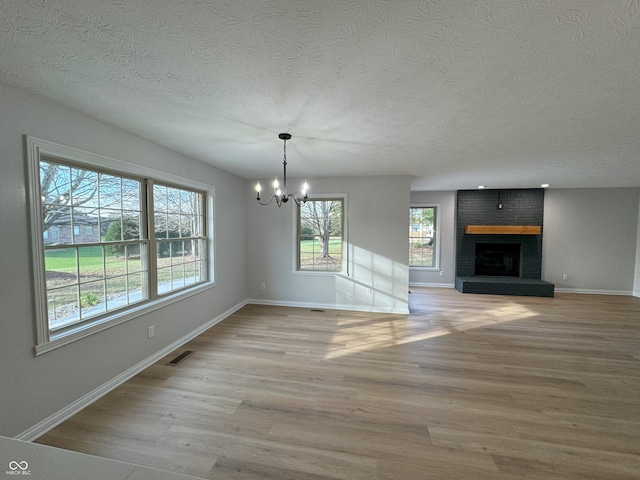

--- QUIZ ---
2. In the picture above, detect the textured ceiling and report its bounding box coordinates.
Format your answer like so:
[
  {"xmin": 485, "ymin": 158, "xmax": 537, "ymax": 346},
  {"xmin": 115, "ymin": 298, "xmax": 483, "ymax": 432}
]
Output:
[{"xmin": 1, "ymin": 0, "xmax": 639, "ymax": 190}]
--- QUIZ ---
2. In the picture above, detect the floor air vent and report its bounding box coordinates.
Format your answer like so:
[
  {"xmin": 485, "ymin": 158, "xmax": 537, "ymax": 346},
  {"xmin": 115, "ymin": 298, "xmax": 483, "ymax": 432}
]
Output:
[
  {"xmin": 310, "ymin": 309, "xmax": 325, "ymax": 313},
  {"xmin": 167, "ymin": 350, "xmax": 194, "ymax": 366}
]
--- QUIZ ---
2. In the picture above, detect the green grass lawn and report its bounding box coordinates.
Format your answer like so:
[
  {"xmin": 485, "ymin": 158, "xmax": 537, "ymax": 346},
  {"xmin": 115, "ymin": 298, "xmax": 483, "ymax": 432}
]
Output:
[
  {"xmin": 45, "ymin": 245, "xmax": 203, "ymax": 325},
  {"xmin": 409, "ymin": 245, "xmax": 434, "ymax": 267},
  {"xmin": 299, "ymin": 238, "xmax": 342, "ymax": 270},
  {"xmin": 45, "ymin": 246, "xmax": 104, "ymax": 270}
]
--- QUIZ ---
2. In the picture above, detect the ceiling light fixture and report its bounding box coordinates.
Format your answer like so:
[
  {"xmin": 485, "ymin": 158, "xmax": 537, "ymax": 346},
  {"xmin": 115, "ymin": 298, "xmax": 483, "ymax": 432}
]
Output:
[
  {"xmin": 255, "ymin": 133, "xmax": 308, "ymax": 207},
  {"xmin": 541, "ymin": 183, "xmax": 550, "ymax": 188}
]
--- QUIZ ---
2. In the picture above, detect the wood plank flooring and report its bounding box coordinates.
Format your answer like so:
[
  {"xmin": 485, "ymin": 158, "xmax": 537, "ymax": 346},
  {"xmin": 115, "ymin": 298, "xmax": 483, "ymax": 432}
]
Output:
[{"xmin": 36, "ymin": 288, "xmax": 640, "ymax": 479}]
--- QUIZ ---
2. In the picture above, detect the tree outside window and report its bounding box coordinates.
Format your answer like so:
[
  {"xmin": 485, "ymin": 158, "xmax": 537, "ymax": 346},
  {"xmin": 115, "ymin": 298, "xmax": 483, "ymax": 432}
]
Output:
[{"xmin": 298, "ymin": 199, "xmax": 343, "ymax": 272}]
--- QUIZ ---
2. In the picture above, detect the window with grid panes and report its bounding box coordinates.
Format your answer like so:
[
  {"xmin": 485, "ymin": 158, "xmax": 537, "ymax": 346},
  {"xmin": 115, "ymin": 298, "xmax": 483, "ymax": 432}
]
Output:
[
  {"xmin": 297, "ymin": 199, "xmax": 344, "ymax": 272},
  {"xmin": 409, "ymin": 206, "xmax": 437, "ymax": 267},
  {"xmin": 28, "ymin": 137, "xmax": 213, "ymax": 353}
]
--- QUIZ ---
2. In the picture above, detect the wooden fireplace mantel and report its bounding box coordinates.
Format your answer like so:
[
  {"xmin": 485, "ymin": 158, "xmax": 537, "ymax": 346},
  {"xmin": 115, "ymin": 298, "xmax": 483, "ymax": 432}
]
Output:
[{"xmin": 464, "ymin": 225, "xmax": 541, "ymax": 235}]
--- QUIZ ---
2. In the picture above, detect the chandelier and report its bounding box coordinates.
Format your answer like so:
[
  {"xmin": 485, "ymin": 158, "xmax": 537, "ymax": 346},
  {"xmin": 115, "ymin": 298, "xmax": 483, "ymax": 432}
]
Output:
[{"xmin": 255, "ymin": 133, "xmax": 309, "ymax": 207}]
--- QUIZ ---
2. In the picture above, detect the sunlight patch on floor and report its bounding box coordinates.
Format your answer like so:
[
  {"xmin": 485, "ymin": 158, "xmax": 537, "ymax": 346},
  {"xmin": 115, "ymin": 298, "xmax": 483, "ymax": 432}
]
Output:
[{"xmin": 324, "ymin": 302, "xmax": 538, "ymax": 360}]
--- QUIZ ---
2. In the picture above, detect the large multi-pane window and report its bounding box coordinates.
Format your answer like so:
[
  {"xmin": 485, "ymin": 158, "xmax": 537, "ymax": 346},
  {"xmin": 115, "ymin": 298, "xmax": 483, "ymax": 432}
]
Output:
[
  {"xmin": 297, "ymin": 199, "xmax": 344, "ymax": 272},
  {"xmin": 28, "ymin": 137, "xmax": 212, "ymax": 353},
  {"xmin": 42, "ymin": 158, "xmax": 148, "ymax": 331},
  {"xmin": 409, "ymin": 206, "xmax": 437, "ymax": 267}
]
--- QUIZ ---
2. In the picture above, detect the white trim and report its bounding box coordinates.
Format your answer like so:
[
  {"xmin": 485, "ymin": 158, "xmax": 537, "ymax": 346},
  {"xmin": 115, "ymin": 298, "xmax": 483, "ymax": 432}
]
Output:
[
  {"xmin": 247, "ymin": 298, "xmax": 409, "ymax": 315},
  {"xmin": 409, "ymin": 284, "xmax": 633, "ymax": 295},
  {"xmin": 409, "ymin": 282, "xmax": 456, "ymax": 289},
  {"xmin": 27, "ymin": 136, "xmax": 214, "ymax": 192},
  {"xmin": 553, "ymin": 288, "xmax": 633, "ymax": 295},
  {"xmin": 17, "ymin": 300, "xmax": 247, "ymax": 441},
  {"xmin": 26, "ymin": 137, "xmax": 50, "ymax": 347},
  {"xmin": 292, "ymin": 270, "xmax": 343, "ymax": 277}
]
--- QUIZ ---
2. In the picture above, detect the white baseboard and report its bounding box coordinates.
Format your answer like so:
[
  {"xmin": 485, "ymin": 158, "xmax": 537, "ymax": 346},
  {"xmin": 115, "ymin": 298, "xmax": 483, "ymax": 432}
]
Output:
[
  {"xmin": 553, "ymin": 288, "xmax": 633, "ymax": 295},
  {"xmin": 409, "ymin": 283, "xmax": 455, "ymax": 289},
  {"xmin": 246, "ymin": 298, "xmax": 409, "ymax": 315},
  {"xmin": 17, "ymin": 300, "xmax": 248, "ymax": 441},
  {"xmin": 408, "ymin": 284, "xmax": 634, "ymax": 296}
]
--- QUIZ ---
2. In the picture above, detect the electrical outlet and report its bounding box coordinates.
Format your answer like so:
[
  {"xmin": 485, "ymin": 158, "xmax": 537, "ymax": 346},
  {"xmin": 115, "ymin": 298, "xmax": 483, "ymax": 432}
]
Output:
[
  {"xmin": 260, "ymin": 282, "xmax": 266, "ymax": 290},
  {"xmin": 439, "ymin": 271, "xmax": 444, "ymax": 277},
  {"xmin": 366, "ymin": 288, "xmax": 373, "ymax": 296},
  {"xmin": 562, "ymin": 274, "xmax": 568, "ymax": 281},
  {"xmin": 148, "ymin": 325, "xmax": 155, "ymax": 338}
]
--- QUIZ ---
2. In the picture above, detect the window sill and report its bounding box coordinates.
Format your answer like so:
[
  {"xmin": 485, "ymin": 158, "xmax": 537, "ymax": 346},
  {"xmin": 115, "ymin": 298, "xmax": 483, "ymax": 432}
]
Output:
[
  {"xmin": 35, "ymin": 281, "xmax": 216, "ymax": 355},
  {"xmin": 293, "ymin": 270, "xmax": 346, "ymax": 276}
]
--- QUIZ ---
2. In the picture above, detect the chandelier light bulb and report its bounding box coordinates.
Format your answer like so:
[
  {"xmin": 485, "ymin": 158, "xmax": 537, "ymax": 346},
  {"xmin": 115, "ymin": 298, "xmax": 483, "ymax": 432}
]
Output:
[
  {"xmin": 255, "ymin": 182, "xmax": 262, "ymax": 192},
  {"xmin": 273, "ymin": 177, "xmax": 279, "ymax": 189}
]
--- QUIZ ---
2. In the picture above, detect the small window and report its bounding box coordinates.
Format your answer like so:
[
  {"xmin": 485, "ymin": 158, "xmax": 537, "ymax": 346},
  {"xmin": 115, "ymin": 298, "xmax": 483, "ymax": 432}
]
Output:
[
  {"xmin": 409, "ymin": 206, "xmax": 437, "ymax": 268},
  {"xmin": 297, "ymin": 198, "xmax": 344, "ymax": 272},
  {"xmin": 153, "ymin": 184, "xmax": 207, "ymax": 295}
]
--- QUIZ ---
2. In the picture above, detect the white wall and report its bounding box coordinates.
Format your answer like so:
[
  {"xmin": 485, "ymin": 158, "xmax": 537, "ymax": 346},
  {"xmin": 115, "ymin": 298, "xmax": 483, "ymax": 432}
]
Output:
[
  {"xmin": 409, "ymin": 191, "xmax": 456, "ymax": 287},
  {"xmin": 0, "ymin": 82, "xmax": 248, "ymax": 437},
  {"xmin": 246, "ymin": 176, "xmax": 411, "ymax": 314},
  {"xmin": 634, "ymin": 194, "xmax": 640, "ymax": 297},
  {"xmin": 543, "ymin": 188, "xmax": 640, "ymax": 294}
]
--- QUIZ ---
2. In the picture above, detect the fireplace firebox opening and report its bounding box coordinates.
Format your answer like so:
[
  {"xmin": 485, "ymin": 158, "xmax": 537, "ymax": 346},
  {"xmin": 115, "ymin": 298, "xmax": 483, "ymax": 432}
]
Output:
[{"xmin": 475, "ymin": 243, "xmax": 521, "ymax": 277}]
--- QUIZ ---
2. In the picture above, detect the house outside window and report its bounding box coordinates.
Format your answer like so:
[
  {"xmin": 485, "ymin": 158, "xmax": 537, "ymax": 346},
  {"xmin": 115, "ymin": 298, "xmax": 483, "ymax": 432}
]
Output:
[
  {"xmin": 27, "ymin": 137, "xmax": 214, "ymax": 354},
  {"xmin": 410, "ymin": 206, "xmax": 438, "ymax": 268},
  {"xmin": 297, "ymin": 198, "xmax": 344, "ymax": 272}
]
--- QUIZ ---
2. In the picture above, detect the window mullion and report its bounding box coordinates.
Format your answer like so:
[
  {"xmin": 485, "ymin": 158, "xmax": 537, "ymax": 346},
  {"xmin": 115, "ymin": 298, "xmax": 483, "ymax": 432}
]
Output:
[
  {"xmin": 145, "ymin": 179, "xmax": 157, "ymax": 300},
  {"xmin": 75, "ymin": 247, "xmax": 81, "ymax": 320}
]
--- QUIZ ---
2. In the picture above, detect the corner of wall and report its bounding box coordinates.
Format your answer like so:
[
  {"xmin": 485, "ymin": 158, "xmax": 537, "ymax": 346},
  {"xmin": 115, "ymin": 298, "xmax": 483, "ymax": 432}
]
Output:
[{"xmin": 634, "ymin": 193, "xmax": 640, "ymax": 298}]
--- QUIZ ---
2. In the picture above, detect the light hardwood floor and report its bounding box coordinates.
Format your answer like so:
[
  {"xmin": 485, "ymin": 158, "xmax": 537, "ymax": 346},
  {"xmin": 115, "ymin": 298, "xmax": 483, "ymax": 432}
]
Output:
[{"xmin": 36, "ymin": 288, "xmax": 640, "ymax": 479}]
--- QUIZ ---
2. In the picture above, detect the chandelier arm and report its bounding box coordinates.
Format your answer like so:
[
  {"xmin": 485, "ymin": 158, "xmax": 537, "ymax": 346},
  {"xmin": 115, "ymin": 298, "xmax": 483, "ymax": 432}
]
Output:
[
  {"xmin": 287, "ymin": 193, "xmax": 308, "ymax": 207},
  {"xmin": 257, "ymin": 195, "xmax": 279, "ymax": 206}
]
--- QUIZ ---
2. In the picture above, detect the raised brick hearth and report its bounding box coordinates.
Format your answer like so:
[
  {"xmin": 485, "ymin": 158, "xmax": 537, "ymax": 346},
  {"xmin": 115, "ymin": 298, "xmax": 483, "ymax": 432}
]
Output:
[
  {"xmin": 455, "ymin": 189, "xmax": 554, "ymax": 297},
  {"xmin": 455, "ymin": 276, "xmax": 555, "ymax": 297}
]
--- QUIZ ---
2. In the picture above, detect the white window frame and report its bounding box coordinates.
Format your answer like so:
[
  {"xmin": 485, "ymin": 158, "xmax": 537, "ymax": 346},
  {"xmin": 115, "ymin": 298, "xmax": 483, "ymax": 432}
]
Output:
[
  {"xmin": 409, "ymin": 203, "xmax": 440, "ymax": 271},
  {"xmin": 27, "ymin": 136, "xmax": 216, "ymax": 355},
  {"xmin": 292, "ymin": 193, "xmax": 347, "ymax": 276}
]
